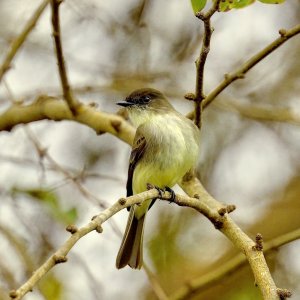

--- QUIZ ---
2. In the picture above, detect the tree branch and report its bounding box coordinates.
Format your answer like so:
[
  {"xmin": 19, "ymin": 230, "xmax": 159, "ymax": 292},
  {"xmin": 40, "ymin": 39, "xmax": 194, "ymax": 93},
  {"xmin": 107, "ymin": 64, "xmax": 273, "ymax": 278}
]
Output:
[
  {"xmin": 203, "ymin": 24, "xmax": 300, "ymax": 109},
  {"xmin": 193, "ymin": 0, "xmax": 221, "ymax": 128},
  {"xmin": 169, "ymin": 227, "xmax": 300, "ymax": 300},
  {"xmin": 8, "ymin": 189, "xmax": 161, "ymax": 299},
  {"xmin": 9, "ymin": 184, "xmax": 289, "ymax": 300},
  {"xmin": 0, "ymin": 0, "xmax": 49, "ymax": 83},
  {"xmin": 179, "ymin": 175, "xmax": 282, "ymax": 300},
  {"xmin": 51, "ymin": 0, "xmax": 78, "ymax": 114},
  {"xmin": 0, "ymin": 95, "xmax": 135, "ymax": 145}
]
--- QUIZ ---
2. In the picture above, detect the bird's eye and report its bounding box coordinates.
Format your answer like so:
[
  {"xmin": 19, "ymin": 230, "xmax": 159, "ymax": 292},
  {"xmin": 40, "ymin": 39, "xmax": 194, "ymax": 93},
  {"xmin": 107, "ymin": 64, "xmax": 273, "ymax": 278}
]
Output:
[{"xmin": 140, "ymin": 95, "xmax": 151, "ymax": 104}]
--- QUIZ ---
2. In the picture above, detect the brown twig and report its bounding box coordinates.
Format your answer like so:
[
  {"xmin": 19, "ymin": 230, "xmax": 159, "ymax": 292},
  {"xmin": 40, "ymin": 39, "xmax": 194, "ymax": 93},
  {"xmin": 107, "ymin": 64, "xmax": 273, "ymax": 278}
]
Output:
[
  {"xmin": 51, "ymin": 0, "xmax": 78, "ymax": 114},
  {"xmin": 202, "ymin": 23, "xmax": 300, "ymax": 109},
  {"xmin": 0, "ymin": 0, "xmax": 49, "ymax": 83},
  {"xmin": 193, "ymin": 0, "xmax": 221, "ymax": 128}
]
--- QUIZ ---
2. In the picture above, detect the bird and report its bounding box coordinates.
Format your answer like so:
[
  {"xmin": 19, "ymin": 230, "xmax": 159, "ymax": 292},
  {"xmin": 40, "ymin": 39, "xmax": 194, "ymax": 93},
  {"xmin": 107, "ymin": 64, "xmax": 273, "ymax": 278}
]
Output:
[{"xmin": 116, "ymin": 88, "xmax": 200, "ymax": 269}]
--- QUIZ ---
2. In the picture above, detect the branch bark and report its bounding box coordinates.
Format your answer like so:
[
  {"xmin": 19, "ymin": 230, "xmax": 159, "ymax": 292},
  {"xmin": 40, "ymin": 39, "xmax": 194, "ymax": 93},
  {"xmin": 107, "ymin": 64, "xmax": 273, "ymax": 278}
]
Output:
[
  {"xmin": 0, "ymin": 95, "xmax": 135, "ymax": 145},
  {"xmin": 202, "ymin": 24, "xmax": 300, "ymax": 109},
  {"xmin": 51, "ymin": 0, "xmax": 78, "ymax": 114},
  {"xmin": 9, "ymin": 183, "xmax": 289, "ymax": 300},
  {"xmin": 193, "ymin": 0, "xmax": 221, "ymax": 128},
  {"xmin": 169, "ymin": 227, "xmax": 300, "ymax": 300}
]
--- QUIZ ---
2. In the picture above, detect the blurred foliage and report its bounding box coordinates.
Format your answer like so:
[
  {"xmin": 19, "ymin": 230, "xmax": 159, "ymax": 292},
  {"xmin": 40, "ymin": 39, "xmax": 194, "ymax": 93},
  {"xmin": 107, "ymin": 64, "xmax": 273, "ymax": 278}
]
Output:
[
  {"xmin": 39, "ymin": 274, "xmax": 64, "ymax": 300},
  {"xmin": 0, "ymin": 0, "xmax": 299, "ymax": 299},
  {"xmin": 11, "ymin": 187, "xmax": 78, "ymax": 225}
]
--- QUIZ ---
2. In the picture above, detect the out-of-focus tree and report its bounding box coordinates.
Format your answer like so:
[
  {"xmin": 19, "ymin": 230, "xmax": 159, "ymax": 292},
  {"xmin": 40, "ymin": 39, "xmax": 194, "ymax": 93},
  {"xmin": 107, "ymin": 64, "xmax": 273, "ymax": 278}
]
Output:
[{"xmin": 0, "ymin": 0, "xmax": 299, "ymax": 300}]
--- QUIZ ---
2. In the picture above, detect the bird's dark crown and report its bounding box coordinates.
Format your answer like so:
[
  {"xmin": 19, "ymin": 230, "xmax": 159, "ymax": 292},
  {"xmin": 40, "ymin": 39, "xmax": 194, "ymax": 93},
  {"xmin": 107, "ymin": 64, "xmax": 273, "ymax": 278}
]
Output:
[{"xmin": 125, "ymin": 88, "xmax": 164, "ymax": 105}]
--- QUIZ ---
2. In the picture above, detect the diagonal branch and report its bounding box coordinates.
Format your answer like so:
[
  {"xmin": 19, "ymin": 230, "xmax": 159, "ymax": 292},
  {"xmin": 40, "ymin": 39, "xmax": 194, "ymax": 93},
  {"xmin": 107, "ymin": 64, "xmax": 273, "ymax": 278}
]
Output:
[
  {"xmin": 0, "ymin": 0, "xmax": 49, "ymax": 83},
  {"xmin": 203, "ymin": 23, "xmax": 300, "ymax": 109},
  {"xmin": 51, "ymin": 0, "xmax": 79, "ymax": 114},
  {"xmin": 169, "ymin": 227, "xmax": 300, "ymax": 300}
]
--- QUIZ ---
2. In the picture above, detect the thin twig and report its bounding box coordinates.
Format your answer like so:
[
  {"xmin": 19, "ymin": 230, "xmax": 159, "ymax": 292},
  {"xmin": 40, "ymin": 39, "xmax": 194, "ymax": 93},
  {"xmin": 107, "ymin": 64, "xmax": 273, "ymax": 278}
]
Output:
[
  {"xmin": 0, "ymin": 0, "xmax": 49, "ymax": 83},
  {"xmin": 10, "ymin": 185, "xmax": 288, "ymax": 300},
  {"xmin": 9, "ymin": 188, "xmax": 161, "ymax": 300},
  {"xmin": 51, "ymin": 0, "xmax": 78, "ymax": 114},
  {"xmin": 193, "ymin": 0, "xmax": 221, "ymax": 128},
  {"xmin": 202, "ymin": 24, "xmax": 300, "ymax": 109},
  {"xmin": 169, "ymin": 227, "xmax": 300, "ymax": 300}
]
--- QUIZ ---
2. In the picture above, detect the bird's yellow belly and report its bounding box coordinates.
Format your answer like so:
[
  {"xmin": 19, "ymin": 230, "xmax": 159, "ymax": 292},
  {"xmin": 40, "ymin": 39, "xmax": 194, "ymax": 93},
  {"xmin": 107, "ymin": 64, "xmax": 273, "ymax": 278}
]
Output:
[{"xmin": 132, "ymin": 160, "xmax": 190, "ymax": 194}]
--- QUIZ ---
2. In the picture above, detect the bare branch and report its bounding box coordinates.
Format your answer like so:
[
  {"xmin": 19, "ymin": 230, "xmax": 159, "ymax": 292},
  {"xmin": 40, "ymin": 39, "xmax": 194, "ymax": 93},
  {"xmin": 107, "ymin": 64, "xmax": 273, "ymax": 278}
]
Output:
[
  {"xmin": 51, "ymin": 0, "xmax": 79, "ymax": 114},
  {"xmin": 0, "ymin": 95, "xmax": 135, "ymax": 145},
  {"xmin": 10, "ymin": 182, "xmax": 289, "ymax": 299},
  {"xmin": 0, "ymin": 0, "xmax": 49, "ymax": 83},
  {"xmin": 203, "ymin": 23, "xmax": 300, "ymax": 109},
  {"xmin": 193, "ymin": 0, "xmax": 221, "ymax": 128},
  {"xmin": 10, "ymin": 189, "xmax": 161, "ymax": 300},
  {"xmin": 169, "ymin": 227, "xmax": 300, "ymax": 300},
  {"xmin": 179, "ymin": 175, "xmax": 281, "ymax": 300}
]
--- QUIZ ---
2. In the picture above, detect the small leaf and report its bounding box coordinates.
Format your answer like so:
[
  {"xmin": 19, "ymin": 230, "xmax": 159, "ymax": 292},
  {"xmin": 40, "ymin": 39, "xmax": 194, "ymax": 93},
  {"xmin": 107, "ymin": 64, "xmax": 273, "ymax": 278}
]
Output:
[
  {"xmin": 191, "ymin": 0, "xmax": 207, "ymax": 13},
  {"xmin": 258, "ymin": 0, "xmax": 285, "ymax": 3}
]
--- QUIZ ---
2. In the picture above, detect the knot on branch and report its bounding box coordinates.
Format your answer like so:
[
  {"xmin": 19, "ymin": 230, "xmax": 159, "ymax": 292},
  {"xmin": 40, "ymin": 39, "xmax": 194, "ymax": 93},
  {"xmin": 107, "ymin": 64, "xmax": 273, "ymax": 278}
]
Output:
[
  {"xmin": 195, "ymin": 12, "xmax": 206, "ymax": 21},
  {"xmin": 184, "ymin": 93, "xmax": 196, "ymax": 101},
  {"xmin": 66, "ymin": 224, "xmax": 78, "ymax": 234},
  {"xmin": 118, "ymin": 198, "xmax": 127, "ymax": 205},
  {"xmin": 279, "ymin": 29, "xmax": 287, "ymax": 37},
  {"xmin": 277, "ymin": 288, "xmax": 292, "ymax": 299},
  {"xmin": 9, "ymin": 290, "xmax": 18, "ymax": 299},
  {"xmin": 218, "ymin": 207, "xmax": 227, "ymax": 216},
  {"xmin": 96, "ymin": 225, "xmax": 103, "ymax": 233},
  {"xmin": 53, "ymin": 255, "xmax": 68, "ymax": 264},
  {"xmin": 252, "ymin": 233, "xmax": 263, "ymax": 251},
  {"xmin": 111, "ymin": 120, "xmax": 122, "ymax": 133},
  {"xmin": 213, "ymin": 219, "xmax": 224, "ymax": 230}
]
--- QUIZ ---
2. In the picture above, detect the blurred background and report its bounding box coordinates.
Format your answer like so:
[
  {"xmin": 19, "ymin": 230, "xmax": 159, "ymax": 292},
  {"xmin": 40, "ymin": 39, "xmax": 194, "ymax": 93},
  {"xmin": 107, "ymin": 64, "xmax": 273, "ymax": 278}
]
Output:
[{"xmin": 0, "ymin": 0, "xmax": 299, "ymax": 299}]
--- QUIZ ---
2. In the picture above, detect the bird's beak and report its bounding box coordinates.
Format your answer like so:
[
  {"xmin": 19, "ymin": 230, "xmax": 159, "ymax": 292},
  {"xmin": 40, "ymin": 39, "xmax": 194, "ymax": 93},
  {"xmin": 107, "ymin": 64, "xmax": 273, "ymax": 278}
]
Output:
[{"xmin": 116, "ymin": 100, "xmax": 134, "ymax": 107}]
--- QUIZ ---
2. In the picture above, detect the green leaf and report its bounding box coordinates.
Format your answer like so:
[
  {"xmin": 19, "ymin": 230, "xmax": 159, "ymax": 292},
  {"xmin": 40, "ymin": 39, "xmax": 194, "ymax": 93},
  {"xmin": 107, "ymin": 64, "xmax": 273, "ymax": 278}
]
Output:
[
  {"xmin": 191, "ymin": 0, "xmax": 207, "ymax": 13},
  {"xmin": 259, "ymin": 0, "xmax": 285, "ymax": 3}
]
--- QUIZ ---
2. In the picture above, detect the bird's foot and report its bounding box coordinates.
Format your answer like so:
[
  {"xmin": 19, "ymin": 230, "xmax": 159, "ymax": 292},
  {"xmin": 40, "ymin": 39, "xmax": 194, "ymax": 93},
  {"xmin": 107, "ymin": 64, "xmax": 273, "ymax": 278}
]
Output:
[{"xmin": 165, "ymin": 186, "xmax": 176, "ymax": 202}]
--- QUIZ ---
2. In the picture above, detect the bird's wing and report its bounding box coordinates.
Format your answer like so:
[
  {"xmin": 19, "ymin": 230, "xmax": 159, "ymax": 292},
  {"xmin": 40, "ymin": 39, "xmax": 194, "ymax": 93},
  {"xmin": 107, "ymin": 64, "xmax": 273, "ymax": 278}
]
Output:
[{"xmin": 126, "ymin": 127, "xmax": 147, "ymax": 197}]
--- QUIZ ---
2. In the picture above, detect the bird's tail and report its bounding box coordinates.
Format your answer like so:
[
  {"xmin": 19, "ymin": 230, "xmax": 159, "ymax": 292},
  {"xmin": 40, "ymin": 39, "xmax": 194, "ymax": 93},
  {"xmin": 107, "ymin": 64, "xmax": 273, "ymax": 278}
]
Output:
[{"xmin": 116, "ymin": 206, "xmax": 145, "ymax": 269}]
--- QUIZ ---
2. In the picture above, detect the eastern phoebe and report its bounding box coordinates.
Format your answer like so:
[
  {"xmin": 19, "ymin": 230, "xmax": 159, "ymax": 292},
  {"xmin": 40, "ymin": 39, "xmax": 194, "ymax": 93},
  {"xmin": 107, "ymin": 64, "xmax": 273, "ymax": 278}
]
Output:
[{"xmin": 116, "ymin": 88, "xmax": 200, "ymax": 269}]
